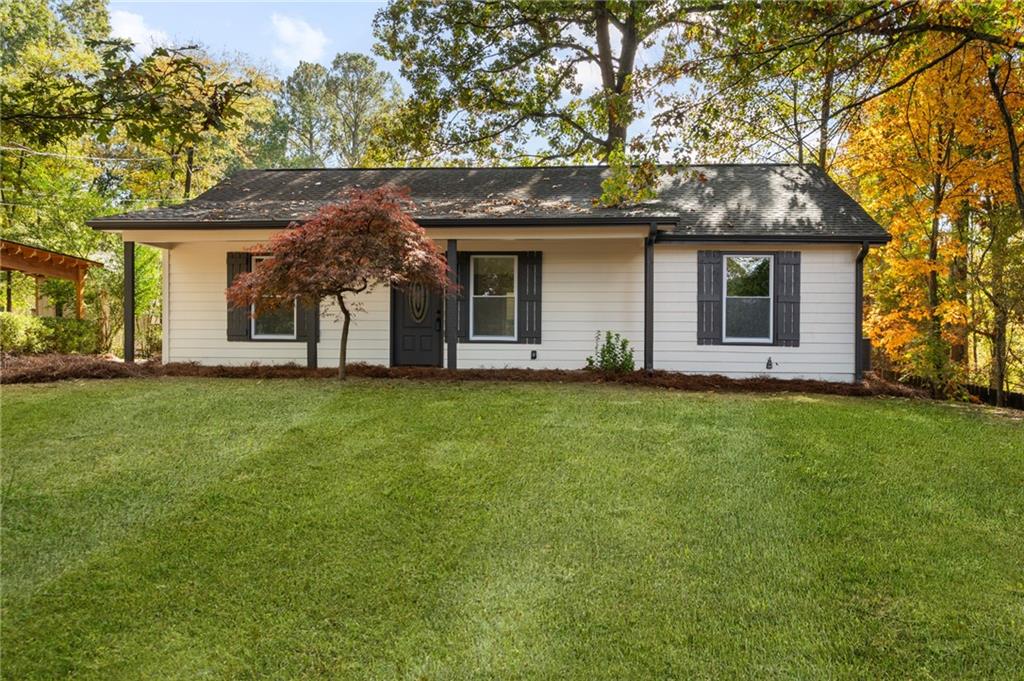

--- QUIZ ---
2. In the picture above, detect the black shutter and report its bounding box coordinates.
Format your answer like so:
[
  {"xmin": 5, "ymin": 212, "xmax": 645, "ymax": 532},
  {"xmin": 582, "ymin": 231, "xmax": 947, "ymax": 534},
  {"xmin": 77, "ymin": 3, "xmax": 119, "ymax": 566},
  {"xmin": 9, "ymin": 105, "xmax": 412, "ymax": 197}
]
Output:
[
  {"xmin": 697, "ymin": 250, "xmax": 723, "ymax": 345},
  {"xmin": 456, "ymin": 252, "xmax": 471, "ymax": 342},
  {"xmin": 226, "ymin": 252, "xmax": 251, "ymax": 341},
  {"xmin": 517, "ymin": 251, "xmax": 542, "ymax": 344},
  {"xmin": 295, "ymin": 298, "xmax": 319, "ymax": 342},
  {"xmin": 774, "ymin": 251, "xmax": 800, "ymax": 346}
]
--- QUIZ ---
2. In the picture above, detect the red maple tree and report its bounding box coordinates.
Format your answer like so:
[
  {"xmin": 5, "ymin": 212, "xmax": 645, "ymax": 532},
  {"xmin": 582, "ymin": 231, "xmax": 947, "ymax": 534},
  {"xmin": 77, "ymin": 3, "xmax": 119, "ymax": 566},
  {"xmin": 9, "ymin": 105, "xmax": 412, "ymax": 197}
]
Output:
[{"xmin": 227, "ymin": 186, "xmax": 451, "ymax": 378}]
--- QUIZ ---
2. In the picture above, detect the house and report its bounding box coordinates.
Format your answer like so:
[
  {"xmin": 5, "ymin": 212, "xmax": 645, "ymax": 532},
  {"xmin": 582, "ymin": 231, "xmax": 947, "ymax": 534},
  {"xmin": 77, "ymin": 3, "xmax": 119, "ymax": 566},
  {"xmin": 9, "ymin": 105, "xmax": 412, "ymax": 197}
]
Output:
[{"xmin": 88, "ymin": 164, "xmax": 889, "ymax": 382}]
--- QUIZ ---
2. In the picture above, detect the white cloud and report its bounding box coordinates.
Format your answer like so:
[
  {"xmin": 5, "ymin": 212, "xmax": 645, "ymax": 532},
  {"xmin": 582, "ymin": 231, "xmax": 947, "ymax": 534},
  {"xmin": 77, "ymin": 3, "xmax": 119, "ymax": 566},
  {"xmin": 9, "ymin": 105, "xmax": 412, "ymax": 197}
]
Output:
[
  {"xmin": 109, "ymin": 10, "xmax": 169, "ymax": 56},
  {"xmin": 270, "ymin": 14, "xmax": 328, "ymax": 70}
]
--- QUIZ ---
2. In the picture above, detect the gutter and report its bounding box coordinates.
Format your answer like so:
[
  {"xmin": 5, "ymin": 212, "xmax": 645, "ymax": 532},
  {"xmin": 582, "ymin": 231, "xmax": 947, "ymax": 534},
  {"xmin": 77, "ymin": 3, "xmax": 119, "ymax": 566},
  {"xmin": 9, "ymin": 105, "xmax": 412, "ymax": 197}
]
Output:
[
  {"xmin": 654, "ymin": 233, "xmax": 891, "ymax": 245},
  {"xmin": 855, "ymin": 241, "xmax": 871, "ymax": 381},
  {"xmin": 87, "ymin": 216, "xmax": 676, "ymax": 231}
]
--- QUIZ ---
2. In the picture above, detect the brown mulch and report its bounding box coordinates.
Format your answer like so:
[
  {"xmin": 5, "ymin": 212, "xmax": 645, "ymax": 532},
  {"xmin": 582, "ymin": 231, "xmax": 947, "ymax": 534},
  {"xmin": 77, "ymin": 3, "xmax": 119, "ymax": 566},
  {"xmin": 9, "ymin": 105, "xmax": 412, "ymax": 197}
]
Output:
[{"xmin": 0, "ymin": 353, "xmax": 926, "ymax": 400}]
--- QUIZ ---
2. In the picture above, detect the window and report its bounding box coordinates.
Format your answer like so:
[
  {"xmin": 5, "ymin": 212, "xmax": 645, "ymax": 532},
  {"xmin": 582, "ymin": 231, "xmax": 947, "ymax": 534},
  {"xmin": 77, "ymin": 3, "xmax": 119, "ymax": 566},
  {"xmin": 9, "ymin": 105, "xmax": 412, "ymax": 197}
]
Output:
[
  {"xmin": 470, "ymin": 255, "xmax": 517, "ymax": 340},
  {"xmin": 250, "ymin": 256, "xmax": 296, "ymax": 339},
  {"xmin": 723, "ymin": 254, "xmax": 772, "ymax": 343}
]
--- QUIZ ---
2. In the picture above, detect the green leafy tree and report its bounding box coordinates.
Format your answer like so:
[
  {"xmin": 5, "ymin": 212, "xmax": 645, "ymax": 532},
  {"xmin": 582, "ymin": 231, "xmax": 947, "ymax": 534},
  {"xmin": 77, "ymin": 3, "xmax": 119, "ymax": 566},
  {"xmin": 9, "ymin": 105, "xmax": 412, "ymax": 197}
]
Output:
[
  {"xmin": 373, "ymin": 0, "xmax": 724, "ymax": 163},
  {"xmin": 328, "ymin": 53, "xmax": 400, "ymax": 167},
  {"xmin": 282, "ymin": 61, "xmax": 335, "ymax": 165}
]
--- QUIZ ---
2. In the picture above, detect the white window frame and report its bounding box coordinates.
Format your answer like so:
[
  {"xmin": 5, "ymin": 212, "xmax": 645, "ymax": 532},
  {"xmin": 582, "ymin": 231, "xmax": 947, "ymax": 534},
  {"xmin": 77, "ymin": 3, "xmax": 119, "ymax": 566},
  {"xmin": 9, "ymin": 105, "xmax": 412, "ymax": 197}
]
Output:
[
  {"xmin": 250, "ymin": 255, "xmax": 297, "ymax": 340},
  {"xmin": 469, "ymin": 254, "xmax": 518, "ymax": 341},
  {"xmin": 722, "ymin": 253, "xmax": 774, "ymax": 344}
]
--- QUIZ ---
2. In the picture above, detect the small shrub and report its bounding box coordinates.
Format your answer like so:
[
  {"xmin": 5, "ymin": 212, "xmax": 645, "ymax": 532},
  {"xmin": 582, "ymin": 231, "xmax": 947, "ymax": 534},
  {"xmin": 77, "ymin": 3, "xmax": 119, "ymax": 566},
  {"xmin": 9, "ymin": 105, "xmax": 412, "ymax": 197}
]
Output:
[
  {"xmin": 0, "ymin": 312, "xmax": 51, "ymax": 354},
  {"xmin": 39, "ymin": 318, "xmax": 100, "ymax": 354},
  {"xmin": 585, "ymin": 331, "xmax": 635, "ymax": 373}
]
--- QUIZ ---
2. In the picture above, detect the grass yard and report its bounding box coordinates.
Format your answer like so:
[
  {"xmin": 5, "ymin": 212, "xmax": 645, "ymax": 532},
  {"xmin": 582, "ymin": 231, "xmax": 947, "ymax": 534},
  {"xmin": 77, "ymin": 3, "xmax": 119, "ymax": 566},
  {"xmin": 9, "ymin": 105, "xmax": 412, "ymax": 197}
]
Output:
[{"xmin": 2, "ymin": 378, "xmax": 1022, "ymax": 679}]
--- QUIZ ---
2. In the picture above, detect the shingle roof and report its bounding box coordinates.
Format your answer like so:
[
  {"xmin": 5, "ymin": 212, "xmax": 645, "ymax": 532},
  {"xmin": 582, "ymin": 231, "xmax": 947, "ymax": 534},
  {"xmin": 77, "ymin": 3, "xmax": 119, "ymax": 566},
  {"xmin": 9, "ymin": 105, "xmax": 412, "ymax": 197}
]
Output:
[{"xmin": 88, "ymin": 164, "xmax": 889, "ymax": 242}]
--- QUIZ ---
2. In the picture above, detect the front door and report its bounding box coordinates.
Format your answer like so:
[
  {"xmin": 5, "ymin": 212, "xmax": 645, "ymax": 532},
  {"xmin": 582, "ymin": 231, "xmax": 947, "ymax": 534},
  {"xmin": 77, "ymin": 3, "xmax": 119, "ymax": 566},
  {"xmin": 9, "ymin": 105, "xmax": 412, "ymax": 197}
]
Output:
[{"xmin": 392, "ymin": 284, "xmax": 443, "ymax": 366}]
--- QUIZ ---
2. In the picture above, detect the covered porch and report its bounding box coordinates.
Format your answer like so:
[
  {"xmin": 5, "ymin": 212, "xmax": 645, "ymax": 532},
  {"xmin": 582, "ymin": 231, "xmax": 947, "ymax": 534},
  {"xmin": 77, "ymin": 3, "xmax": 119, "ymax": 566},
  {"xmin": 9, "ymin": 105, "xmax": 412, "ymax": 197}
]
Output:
[{"xmin": 1, "ymin": 239, "xmax": 102, "ymax": 319}]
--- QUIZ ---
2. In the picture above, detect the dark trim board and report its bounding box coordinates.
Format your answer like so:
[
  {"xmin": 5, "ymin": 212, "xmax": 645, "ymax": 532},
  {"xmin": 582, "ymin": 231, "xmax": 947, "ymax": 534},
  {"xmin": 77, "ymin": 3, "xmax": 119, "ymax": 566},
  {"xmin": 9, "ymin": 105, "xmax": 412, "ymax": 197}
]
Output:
[
  {"xmin": 89, "ymin": 216, "xmax": 668, "ymax": 231},
  {"xmin": 855, "ymin": 241, "xmax": 870, "ymax": 381},
  {"xmin": 656, "ymin": 234, "xmax": 891, "ymax": 245},
  {"xmin": 123, "ymin": 240, "xmax": 135, "ymax": 363},
  {"xmin": 89, "ymin": 217, "xmax": 890, "ymax": 246},
  {"xmin": 446, "ymin": 240, "xmax": 458, "ymax": 369},
  {"xmin": 644, "ymin": 223, "xmax": 655, "ymax": 371}
]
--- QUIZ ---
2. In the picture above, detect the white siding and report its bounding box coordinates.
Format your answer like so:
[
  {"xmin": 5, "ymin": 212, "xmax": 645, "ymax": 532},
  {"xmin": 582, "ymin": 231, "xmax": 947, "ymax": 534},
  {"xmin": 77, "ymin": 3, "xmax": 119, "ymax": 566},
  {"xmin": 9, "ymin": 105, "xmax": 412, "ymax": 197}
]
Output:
[
  {"xmin": 165, "ymin": 237, "xmax": 643, "ymax": 370},
  {"xmin": 654, "ymin": 243, "xmax": 858, "ymax": 382},
  {"xmin": 450, "ymin": 239, "xmax": 645, "ymax": 369},
  {"xmin": 165, "ymin": 241, "xmax": 389, "ymax": 366},
  {"xmin": 163, "ymin": 236, "xmax": 858, "ymax": 381}
]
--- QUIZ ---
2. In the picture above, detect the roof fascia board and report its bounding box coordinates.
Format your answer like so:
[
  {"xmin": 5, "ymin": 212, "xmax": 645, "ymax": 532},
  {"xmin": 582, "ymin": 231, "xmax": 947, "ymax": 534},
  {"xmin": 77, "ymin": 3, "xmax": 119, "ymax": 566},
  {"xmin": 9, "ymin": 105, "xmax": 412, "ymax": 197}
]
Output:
[
  {"xmin": 89, "ymin": 216, "xmax": 678, "ymax": 231},
  {"xmin": 655, "ymin": 233, "xmax": 891, "ymax": 245}
]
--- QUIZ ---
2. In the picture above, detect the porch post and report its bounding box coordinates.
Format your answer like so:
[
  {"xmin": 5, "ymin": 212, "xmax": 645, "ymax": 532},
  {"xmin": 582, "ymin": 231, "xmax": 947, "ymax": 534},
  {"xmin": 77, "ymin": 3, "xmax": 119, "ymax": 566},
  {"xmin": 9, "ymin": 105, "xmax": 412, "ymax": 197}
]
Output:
[
  {"xmin": 74, "ymin": 268, "xmax": 85, "ymax": 320},
  {"xmin": 446, "ymin": 239, "xmax": 458, "ymax": 370},
  {"xmin": 124, "ymin": 239, "xmax": 135, "ymax": 363},
  {"xmin": 307, "ymin": 298, "xmax": 318, "ymax": 369},
  {"xmin": 644, "ymin": 225, "xmax": 655, "ymax": 371},
  {"xmin": 5, "ymin": 270, "xmax": 11, "ymax": 311}
]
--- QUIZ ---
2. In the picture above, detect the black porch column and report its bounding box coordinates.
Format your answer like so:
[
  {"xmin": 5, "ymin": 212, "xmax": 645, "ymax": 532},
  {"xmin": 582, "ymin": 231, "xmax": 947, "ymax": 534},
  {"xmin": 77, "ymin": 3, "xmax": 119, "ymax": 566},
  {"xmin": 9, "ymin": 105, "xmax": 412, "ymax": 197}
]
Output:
[
  {"xmin": 854, "ymin": 241, "xmax": 869, "ymax": 381},
  {"xmin": 446, "ymin": 239, "xmax": 458, "ymax": 370},
  {"xmin": 123, "ymin": 239, "xmax": 135, "ymax": 363},
  {"xmin": 307, "ymin": 298, "xmax": 318, "ymax": 369},
  {"xmin": 643, "ymin": 226, "xmax": 655, "ymax": 371}
]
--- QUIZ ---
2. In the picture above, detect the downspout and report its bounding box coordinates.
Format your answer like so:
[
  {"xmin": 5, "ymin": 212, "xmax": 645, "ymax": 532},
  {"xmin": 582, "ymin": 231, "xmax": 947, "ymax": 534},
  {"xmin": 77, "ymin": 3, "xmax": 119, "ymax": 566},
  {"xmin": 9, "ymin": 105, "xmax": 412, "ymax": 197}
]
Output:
[
  {"xmin": 855, "ymin": 241, "xmax": 869, "ymax": 381},
  {"xmin": 644, "ymin": 223, "xmax": 656, "ymax": 371},
  {"xmin": 124, "ymin": 239, "xmax": 135, "ymax": 363},
  {"xmin": 446, "ymin": 239, "xmax": 458, "ymax": 370}
]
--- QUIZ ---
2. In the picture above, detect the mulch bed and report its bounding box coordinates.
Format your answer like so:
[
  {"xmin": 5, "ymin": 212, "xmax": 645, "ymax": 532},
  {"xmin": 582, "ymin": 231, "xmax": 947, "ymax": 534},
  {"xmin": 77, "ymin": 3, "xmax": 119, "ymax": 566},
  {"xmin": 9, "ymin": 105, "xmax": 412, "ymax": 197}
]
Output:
[{"xmin": 0, "ymin": 353, "xmax": 926, "ymax": 400}]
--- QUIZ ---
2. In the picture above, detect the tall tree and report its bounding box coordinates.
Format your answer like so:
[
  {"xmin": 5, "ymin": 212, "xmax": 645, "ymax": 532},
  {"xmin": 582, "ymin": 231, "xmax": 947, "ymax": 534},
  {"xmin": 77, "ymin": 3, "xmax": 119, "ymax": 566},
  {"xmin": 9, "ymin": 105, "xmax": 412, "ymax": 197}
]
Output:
[
  {"xmin": 282, "ymin": 62, "xmax": 335, "ymax": 165},
  {"xmin": 328, "ymin": 53, "xmax": 400, "ymax": 167},
  {"xmin": 373, "ymin": 0, "xmax": 723, "ymax": 163},
  {"xmin": 841, "ymin": 38, "xmax": 1020, "ymax": 397}
]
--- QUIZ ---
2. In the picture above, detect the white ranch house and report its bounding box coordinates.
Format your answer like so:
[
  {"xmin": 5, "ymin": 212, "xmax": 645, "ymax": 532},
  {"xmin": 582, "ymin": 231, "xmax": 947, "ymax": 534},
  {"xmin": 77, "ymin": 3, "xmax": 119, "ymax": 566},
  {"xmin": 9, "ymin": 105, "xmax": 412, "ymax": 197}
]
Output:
[{"xmin": 89, "ymin": 164, "xmax": 889, "ymax": 382}]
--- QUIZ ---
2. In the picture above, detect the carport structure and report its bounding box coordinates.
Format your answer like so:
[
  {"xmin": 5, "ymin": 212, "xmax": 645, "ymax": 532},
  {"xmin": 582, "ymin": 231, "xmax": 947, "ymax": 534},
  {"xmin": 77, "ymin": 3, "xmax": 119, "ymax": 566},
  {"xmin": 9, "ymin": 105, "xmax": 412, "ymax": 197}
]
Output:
[{"xmin": 0, "ymin": 239, "xmax": 102, "ymax": 319}]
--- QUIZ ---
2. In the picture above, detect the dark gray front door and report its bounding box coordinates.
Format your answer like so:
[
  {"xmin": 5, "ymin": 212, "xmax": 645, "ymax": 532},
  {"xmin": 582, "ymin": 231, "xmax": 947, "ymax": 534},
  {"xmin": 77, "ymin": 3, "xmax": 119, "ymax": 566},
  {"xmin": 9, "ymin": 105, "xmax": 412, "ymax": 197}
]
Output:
[{"xmin": 392, "ymin": 284, "xmax": 443, "ymax": 366}]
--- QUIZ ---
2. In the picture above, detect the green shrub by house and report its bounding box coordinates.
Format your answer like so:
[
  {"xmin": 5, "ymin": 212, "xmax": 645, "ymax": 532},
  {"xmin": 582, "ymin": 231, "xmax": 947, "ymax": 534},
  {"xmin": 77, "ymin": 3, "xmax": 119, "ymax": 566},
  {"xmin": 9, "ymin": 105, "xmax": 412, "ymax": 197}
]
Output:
[{"xmin": 586, "ymin": 331, "xmax": 635, "ymax": 373}]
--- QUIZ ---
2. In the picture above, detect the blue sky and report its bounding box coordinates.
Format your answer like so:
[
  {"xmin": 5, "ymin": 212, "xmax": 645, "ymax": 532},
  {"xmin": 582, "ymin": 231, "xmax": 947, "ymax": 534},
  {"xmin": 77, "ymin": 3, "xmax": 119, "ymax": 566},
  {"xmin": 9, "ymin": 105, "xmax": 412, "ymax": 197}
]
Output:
[{"xmin": 109, "ymin": 1, "xmax": 393, "ymax": 78}]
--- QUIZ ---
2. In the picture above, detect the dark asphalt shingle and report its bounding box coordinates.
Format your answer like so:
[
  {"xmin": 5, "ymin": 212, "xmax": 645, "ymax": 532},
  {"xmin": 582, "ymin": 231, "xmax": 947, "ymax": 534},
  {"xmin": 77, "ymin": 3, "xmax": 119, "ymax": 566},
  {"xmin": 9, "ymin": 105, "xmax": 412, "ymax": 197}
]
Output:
[{"xmin": 88, "ymin": 164, "xmax": 889, "ymax": 242}]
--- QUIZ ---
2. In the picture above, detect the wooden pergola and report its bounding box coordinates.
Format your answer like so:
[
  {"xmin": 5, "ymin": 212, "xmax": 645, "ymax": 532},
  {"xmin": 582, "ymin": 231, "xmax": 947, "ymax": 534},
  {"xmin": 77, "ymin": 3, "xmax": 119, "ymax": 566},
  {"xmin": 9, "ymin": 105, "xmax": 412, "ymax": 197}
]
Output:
[{"xmin": 1, "ymin": 239, "xmax": 103, "ymax": 319}]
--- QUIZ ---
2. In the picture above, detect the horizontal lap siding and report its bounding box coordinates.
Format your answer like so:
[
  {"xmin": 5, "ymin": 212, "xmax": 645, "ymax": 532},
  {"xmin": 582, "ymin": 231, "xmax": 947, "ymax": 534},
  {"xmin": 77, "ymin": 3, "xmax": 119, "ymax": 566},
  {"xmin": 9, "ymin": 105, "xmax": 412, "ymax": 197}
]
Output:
[
  {"xmin": 166, "ymin": 242, "xmax": 389, "ymax": 366},
  {"xmin": 654, "ymin": 243, "xmax": 858, "ymax": 382},
  {"xmin": 166, "ymin": 238, "xmax": 856, "ymax": 380},
  {"xmin": 450, "ymin": 239, "xmax": 644, "ymax": 369}
]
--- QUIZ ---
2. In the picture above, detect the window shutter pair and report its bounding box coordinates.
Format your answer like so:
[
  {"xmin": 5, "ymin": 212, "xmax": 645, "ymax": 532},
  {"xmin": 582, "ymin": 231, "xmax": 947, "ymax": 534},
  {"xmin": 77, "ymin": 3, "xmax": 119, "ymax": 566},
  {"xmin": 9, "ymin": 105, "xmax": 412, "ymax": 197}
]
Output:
[
  {"xmin": 696, "ymin": 250, "xmax": 800, "ymax": 346},
  {"xmin": 226, "ymin": 252, "xmax": 318, "ymax": 342},
  {"xmin": 454, "ymin": 251, "xmax": 542, "ymax": 344}
]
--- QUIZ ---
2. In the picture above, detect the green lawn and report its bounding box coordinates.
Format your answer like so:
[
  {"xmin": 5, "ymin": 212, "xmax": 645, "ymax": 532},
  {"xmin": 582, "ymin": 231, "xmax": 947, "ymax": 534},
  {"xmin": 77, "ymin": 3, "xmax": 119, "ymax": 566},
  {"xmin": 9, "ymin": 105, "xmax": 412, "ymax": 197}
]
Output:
[{"xmin": 2, "ymin": 378, "xmax": 1022, "ymax": 679}]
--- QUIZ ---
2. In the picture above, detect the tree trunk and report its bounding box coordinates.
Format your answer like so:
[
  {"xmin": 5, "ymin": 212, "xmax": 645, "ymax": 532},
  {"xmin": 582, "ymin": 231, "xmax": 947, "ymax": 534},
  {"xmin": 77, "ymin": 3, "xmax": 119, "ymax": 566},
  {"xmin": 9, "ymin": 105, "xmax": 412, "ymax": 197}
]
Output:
[
  {"xmin": 992, "ymin": 308, "xmax": 1007, "ymax": 407},
  {"xmin": 988, "ymin": 56, "xmax": 1024, "ymax": 226},
  {"xmin": 593, "ymin": 0, "xmax": 637, "ymax": 157},
  {"xmin": 948, "ymin": 205, "xmax": 970, "ymax": 366},
  {"xmin": 793, "ymin": 79, "xmax": 803, "ymax": 164},
  {"xmin": 183, "ymin": 146, "xmax": 195, "ymax": 200},
  {"xmin": 927, "ymin": 172, "xmax": 946, "ymax": 397},
  {"xmin": 817, "ymin": 47, "xmax": 834, "ymax": 168},
  {"xmin": 337, "ymin": 294, "xmax": 351, "ymax": 380}
]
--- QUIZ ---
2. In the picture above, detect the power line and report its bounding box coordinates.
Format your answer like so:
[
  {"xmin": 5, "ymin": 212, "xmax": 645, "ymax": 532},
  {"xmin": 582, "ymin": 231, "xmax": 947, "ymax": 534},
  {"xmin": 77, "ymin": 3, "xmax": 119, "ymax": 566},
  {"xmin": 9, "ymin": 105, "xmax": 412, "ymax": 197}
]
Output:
[{"xmin": 0, "ymin": 145, "xmax": 179, "ymax": 163}]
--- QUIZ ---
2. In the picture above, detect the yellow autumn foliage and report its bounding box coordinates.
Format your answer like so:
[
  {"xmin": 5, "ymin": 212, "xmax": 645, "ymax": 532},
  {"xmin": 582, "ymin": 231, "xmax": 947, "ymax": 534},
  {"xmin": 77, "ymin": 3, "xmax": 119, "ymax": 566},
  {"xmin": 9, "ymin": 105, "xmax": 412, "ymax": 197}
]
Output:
[{"xmin": 840, "ymin": 35, "xmax": 1021, "ymax": 379}]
